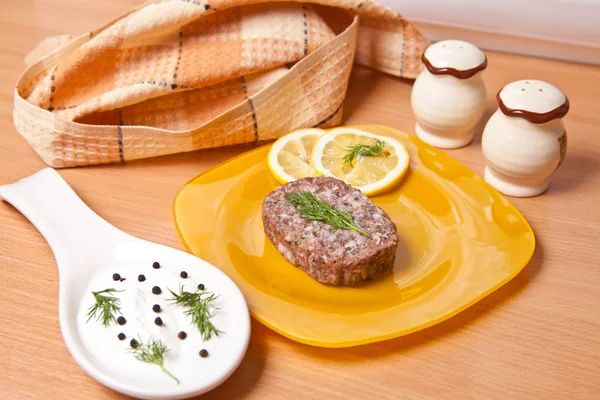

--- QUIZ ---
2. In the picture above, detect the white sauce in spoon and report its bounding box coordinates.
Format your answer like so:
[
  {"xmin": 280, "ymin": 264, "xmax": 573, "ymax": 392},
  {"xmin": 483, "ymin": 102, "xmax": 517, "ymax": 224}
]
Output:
[{"xmin": 77, "ymin": 260, "xmax": 241, "ymax": 389}]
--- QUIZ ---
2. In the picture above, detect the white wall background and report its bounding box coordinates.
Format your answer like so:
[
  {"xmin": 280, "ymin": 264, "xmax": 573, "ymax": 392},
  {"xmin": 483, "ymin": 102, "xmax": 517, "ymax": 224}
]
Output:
[{"xmin": 378, "ymin": 0, "xmax": 600, "ymax": 65}]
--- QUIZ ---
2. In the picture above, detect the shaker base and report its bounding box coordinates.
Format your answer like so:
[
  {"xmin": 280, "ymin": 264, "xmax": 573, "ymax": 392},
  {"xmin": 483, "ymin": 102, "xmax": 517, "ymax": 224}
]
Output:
[
  {"xmin": 415, "ymin": 124, "xmax": 473, "ymax": 149},
  {"xmin": 484, "ymin": 166, "xmax": 549, "ymax": 197}
]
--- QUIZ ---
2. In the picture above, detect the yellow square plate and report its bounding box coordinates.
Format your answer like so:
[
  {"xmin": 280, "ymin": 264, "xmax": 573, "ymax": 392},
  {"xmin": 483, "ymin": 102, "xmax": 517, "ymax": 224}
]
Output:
[{"xmin": 173, "ymin": 125, "xmax": 535, "ymax": 348}]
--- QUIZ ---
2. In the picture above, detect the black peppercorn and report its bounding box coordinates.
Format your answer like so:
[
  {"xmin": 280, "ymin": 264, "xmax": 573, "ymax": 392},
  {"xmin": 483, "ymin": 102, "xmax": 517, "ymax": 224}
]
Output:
[
  {"xmin": 155, "ymin": 317, "xmax": 163, "ymax": 326},
  {"xmin": 118, "ymin": 333, "xmax": 126, "ymax": 341},
  {"xmin": 117, "ymin": 316, "xmax": 126, "ymax": 325},
  {"xmin": 197, "ymin": 284, "xmax": 205, "ymax": 290},
  {"xmin": 178, "ymin": 331, "xmax": 187, "ymax": 340},
  {"xmin": 138, "ymin": 274, "xmax": 146, "ymax": 282},
  {"xmin": 152, "ymin": 286, "xmax": 162, "ymax": 295},
  {"xmin": 152, "ymin": 261, "xmax": 160, "ymax": 269},
  {"xmin": 130, "ymin": 339, "xmax": 139, "ymax": 348},
  {"xmin": 153, "ymin": 304, "xmax": 161, "ymax": 313},
  {"xmin": 112, "ymin": 273, "xmax": 121, "ymax": 281},
  {"xmin": 199, "ymin": 349, "xmax": 209, "ymax": 357},
  {"xmin": 180, "ymin": 271, "xmax": 188, "ymax": 279}
]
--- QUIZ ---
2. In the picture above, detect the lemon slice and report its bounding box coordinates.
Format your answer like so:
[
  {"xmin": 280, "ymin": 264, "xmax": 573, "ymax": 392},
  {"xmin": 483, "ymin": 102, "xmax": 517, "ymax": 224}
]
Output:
[
  {"xmin": 268, "ymin": 128, "xmax": 325, "ymax": 184},
  {"xmin": 311, "ymin": 127, "xmax": 410, "ymax": 196}
]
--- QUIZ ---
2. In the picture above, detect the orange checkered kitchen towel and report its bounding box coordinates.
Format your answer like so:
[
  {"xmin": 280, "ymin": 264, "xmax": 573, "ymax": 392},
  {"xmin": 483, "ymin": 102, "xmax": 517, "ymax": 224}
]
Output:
[{"xmin": 14, "ymin": 0, "xmax": 428, "ymax": 167}]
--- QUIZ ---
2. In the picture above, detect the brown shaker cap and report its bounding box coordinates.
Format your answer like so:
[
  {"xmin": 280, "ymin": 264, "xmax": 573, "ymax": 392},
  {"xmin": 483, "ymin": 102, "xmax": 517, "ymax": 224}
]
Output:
[
  {"xmin": 422, "ymin": 40, "xmax": 487, "ymax": 80},
  {"xmin": 497, "ymin": 80, "xmax": 569, "ymax": 124}
]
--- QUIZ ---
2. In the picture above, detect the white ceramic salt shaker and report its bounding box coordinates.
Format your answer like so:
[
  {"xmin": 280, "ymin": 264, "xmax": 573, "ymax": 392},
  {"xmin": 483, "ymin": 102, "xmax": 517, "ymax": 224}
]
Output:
[
  {"xmin": 482, "ymin": 80, "xmax": 569, "ymax": 197},
  {"xmin": 411, "ymin": 40, "xmax": 488, "ymax": 148}
]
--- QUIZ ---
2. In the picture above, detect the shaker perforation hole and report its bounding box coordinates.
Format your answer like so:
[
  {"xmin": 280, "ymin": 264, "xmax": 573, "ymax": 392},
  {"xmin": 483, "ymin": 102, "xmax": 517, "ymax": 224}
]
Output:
[{"xmin": 539, "ymin": 88, "xmax": 543, "ymax": 92}]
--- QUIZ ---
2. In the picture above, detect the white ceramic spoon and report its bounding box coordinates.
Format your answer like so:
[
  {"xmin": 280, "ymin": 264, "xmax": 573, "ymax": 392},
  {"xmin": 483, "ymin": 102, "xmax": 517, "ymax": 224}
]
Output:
[{"xmin": 0, "ymin": 168, "xmax": 250, "ymax": 399}]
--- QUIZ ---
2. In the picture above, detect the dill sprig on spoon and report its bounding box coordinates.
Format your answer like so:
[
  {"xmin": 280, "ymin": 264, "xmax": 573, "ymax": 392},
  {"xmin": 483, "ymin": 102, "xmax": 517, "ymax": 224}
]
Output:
[
  {"xmin": 130, "ymin": 336, "xmax": 179, "ymax": 384},
  {"xmin": 167, "ymin": 286, "xmax": 221, "ymax": 341},
  {"xmin": 343, "ymin": 138, "xmax": 388, "ymax": 167},
  {"xmin": 86, "ymin": 288, "xmax": 123, "ymax": 327},
  {"xmin": 285, "ymin": 191, "xmax": 368, "ymax": 236}
]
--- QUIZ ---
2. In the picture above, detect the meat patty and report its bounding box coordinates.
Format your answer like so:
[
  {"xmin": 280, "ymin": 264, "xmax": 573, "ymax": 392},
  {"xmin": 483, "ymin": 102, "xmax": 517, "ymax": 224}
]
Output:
[{"xmin": 261, "ymin": 177, "xmax": 398, "ymax": 285}]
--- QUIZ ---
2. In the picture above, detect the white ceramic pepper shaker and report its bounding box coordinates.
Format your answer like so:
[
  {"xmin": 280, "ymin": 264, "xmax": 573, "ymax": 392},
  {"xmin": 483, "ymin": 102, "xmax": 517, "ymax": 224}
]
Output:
[
  {"xmin": 482, "ymin": 80, "xmax": 569, "ymax": 197},
  {"xmin": 411, "ymin": 40, "xmax": 488, "ymax": 149}
]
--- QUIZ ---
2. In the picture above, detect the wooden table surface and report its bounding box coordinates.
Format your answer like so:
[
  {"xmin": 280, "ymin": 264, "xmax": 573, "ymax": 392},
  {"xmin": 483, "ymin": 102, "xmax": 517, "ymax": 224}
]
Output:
[{"xmin": 1, "ymin": 1, "xmax": 599, "ymax": 399}]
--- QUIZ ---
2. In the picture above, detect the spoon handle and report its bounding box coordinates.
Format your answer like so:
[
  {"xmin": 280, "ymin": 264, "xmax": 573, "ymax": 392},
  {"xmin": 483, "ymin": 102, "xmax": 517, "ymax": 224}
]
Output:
[{"xmin": 0, "ymin": 168, "xmax": 126, "ymax": 270}]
